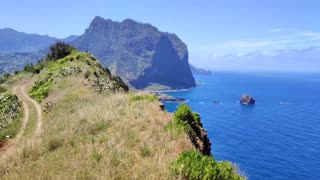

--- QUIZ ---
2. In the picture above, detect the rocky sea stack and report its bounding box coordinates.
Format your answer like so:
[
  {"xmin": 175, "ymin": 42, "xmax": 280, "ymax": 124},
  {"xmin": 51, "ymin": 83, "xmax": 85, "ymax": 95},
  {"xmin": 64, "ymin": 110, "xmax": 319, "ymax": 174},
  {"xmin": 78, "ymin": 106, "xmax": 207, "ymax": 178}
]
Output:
[{"xmin": 240, "ymin": 94, "xmax": 255, "ymax": 105}]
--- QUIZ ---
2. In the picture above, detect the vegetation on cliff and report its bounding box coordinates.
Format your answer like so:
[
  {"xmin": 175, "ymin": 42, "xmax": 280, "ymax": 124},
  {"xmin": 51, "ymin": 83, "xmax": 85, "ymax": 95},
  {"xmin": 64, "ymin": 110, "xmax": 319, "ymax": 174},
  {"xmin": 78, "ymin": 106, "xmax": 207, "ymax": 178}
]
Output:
[
  {"xmin": 168, "ymin": 104, "xmax": 211, "ymax": 155},
  {"xmin": 169, "ymin": 104, "xmax": 245, "ymax": 179}
]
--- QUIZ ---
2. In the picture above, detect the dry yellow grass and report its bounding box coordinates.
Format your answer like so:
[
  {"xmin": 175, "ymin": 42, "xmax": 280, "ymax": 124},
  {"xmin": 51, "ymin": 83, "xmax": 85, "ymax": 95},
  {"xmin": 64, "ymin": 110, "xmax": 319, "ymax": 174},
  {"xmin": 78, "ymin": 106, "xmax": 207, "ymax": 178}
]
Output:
[{"xmin": 0, "ymin": 77, "xmax": 194, "ymax": 179}]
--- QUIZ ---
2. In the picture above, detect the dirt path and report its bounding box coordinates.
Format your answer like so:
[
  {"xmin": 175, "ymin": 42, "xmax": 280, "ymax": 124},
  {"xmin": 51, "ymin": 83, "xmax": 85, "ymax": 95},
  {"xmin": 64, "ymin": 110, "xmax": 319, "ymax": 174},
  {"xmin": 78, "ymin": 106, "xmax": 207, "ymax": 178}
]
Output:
[
  {"xmin": 0, "ymin": 86, "xmax": 42, "ymax": 157},
  {"xmin": 20, "ymin": 86, "xmax": 42, "ymax": 137}
]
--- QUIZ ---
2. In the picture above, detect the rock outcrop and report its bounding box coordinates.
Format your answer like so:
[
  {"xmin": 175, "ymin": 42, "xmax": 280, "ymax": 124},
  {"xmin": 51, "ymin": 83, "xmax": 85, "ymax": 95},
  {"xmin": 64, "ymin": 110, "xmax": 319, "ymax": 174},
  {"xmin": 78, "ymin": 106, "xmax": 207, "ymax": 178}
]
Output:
[
  {"xmin": 152, "ymin": 92, "xmax": 186, "ymax": 102},
  {"xmin": 191, "ymin": 113, "xmax": 211, "ymax": 155},
  {"xmin": 240, "ymin": 94, "xmax": 255, "ymax": 105}
]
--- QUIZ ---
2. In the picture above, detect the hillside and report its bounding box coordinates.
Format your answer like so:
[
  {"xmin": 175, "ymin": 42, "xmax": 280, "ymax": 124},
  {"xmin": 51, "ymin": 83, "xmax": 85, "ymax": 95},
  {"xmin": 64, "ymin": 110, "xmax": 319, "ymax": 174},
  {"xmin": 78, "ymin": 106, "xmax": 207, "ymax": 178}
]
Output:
[
  {"xmin": 0, "ymin": 28, "xmax": 79, "ymax": 74},
  {"xmin": 72, "ymin": 16, "xmax": 196, "ymax": 90},
  {"xmin": 0, "ymin": 43, "xmax": 244, "ymax": 179},
  {"xmin": 0, "ymin": 51, "xmax": 46, "ymax": 74}
]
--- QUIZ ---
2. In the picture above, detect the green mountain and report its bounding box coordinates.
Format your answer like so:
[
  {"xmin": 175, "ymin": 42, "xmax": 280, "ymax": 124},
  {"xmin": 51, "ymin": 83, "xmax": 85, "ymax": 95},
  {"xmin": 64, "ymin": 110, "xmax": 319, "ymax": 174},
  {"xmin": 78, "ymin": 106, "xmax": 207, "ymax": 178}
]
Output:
[
  {"xmin": 0, "ymin": 28, "xmax": 56, "ymax": 53},
  {"xmin": 0, "ymin": 28, "xmax": 78, "ymax": 54},
  {"xmin": 72, "ymin": 16, "xmax": 196, "ymax": 90}
]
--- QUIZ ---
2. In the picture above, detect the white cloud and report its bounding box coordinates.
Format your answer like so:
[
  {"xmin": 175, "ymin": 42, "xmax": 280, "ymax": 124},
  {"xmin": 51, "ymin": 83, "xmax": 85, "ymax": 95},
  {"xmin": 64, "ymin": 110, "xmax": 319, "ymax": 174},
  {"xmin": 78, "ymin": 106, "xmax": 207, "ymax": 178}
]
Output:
[
  {"xmin": 195, "ymin": 29, "xmax": 320, "ymax": 56},
  {"xmin": 189, "ymin": 29, "xmax": 320, "ymax": 72},
  {"xmin": 270, "ymin": 28, "xmax": 283, "ymax": 33}
]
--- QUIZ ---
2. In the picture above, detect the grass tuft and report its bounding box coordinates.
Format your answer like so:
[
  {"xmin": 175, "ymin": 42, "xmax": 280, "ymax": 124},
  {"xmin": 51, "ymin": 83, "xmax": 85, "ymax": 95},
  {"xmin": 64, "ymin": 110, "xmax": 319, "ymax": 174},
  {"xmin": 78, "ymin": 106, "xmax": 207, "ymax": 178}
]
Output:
[
  {"xmin": 46, "ymin": 137, "xmax": 63, "ymax": 152},
  {"xmin": 91, "ymin": 152, "xmax": 103, "ymax": 162}
]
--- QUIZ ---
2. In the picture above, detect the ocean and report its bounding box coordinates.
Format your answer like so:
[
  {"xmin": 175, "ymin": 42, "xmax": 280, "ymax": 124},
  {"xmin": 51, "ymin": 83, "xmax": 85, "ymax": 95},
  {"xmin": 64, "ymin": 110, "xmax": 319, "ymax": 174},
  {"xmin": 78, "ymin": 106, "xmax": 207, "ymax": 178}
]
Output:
[{"xmin": 164, "ymin": 72, "xmax": 320, "ymax": 180}]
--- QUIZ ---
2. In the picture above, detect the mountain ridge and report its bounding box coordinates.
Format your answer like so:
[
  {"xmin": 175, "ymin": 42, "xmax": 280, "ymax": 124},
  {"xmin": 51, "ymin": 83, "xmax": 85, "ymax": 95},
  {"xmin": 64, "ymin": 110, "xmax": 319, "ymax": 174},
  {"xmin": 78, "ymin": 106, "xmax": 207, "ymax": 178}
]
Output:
[{"xmin": 0, "ymin": 28, "xmax": 78, "ymax": 54}]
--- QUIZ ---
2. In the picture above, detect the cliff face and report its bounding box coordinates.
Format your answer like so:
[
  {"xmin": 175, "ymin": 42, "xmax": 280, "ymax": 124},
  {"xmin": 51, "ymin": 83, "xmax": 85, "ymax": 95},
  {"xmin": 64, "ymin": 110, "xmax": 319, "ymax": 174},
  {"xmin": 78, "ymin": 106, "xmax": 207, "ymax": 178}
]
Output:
[{"xmin": 72, "ymin": 16, "xmax": 196, "ymax": 90}]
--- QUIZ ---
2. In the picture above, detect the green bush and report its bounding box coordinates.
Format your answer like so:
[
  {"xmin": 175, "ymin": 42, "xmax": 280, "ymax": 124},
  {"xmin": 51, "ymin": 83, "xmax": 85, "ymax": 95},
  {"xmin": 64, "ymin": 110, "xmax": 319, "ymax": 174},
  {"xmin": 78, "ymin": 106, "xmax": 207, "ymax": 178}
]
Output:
[
  {"xmin": 0, "ymin": 86, "xmax": 7, "ymax": 93},
  {"xmin": 46, "ymin": 41, "xmax": 73, "ymax": 61},
  {"xmin": 0, "ymin": 75, "xmax": 9, "ymax": 84},
  {"xmin": 0, "ymin": 94, "xmax": 22, "ymax": 140},
  {"xmin": 0, "ymin": 116, "xmax": 21, "ymax": 140},
  {"xmin": 29, "ymin": 75, "xmax": 53, "ymax": 102},
  {"xmin": 167, "ymin": 104, "xmax": 212, "ymax": 155},
  {"xmin": 23, "ymin": 63, "xmax": 40, "ymax": 74},
  {"xmin": 172, "ymin": 150, "xmax": 245, "ymax": 180}
]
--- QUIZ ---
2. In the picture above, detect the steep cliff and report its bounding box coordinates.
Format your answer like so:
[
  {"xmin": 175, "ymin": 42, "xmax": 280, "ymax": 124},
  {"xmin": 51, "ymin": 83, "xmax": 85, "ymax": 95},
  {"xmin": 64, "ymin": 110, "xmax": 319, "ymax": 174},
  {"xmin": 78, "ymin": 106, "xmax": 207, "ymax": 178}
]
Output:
[{"xmin": 72, "ymin": 16, "xmax": 196, "ymax": 90}]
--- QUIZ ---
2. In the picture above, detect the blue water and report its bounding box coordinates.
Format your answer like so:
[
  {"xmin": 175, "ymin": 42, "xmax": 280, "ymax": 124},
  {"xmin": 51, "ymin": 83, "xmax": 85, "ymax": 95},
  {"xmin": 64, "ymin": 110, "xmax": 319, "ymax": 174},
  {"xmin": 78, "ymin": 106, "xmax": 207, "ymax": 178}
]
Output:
[{"xmin": 164, "ymin": 72, "xmax": 320, "ymax": 180}]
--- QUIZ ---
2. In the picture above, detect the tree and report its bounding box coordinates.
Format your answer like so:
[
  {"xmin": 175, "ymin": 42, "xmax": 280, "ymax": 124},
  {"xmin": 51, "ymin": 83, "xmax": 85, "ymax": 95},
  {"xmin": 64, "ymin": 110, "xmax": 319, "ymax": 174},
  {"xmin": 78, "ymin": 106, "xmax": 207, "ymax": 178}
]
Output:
[{"xmin": 47, "ymin": 41, "xmax": 73, "ymax": 61}]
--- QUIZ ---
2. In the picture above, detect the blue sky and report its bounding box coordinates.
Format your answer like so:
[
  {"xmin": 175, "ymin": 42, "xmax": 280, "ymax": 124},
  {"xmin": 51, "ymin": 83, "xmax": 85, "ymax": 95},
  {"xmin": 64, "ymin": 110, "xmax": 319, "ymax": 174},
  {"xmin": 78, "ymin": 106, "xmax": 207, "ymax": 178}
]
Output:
[{"xmin": 1, "ymin": 0, "xmax": 320, "ymax": 71}]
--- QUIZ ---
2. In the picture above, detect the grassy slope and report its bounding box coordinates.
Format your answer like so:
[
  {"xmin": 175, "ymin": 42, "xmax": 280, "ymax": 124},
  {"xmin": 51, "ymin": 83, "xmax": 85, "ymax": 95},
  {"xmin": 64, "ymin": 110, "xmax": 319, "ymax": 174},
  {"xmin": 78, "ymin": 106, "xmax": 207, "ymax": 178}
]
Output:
[{"xmin": 0, "ymin": 50, "xmax": 194, "ymax": 179}]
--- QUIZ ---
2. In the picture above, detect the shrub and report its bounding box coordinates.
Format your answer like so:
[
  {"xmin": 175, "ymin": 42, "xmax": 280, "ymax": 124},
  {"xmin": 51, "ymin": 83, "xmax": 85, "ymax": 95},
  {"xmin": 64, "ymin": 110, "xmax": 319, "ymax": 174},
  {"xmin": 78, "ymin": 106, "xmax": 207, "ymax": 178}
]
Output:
[
  {"xmin": 24, "ymin": 61, "xmax": 45, "ymax": 74},
  {"xmin": 167, "ymin": 104, "xmax": 211, "ymax": 155},
  {"xmin": 47, "ymin": 137, "xmax": 63, "ymax": 151},
  {"xmin": 88, "ymin": 121, "xmax": 108, "ymax": 135},
  {"xmin": 46, "ymin": 41, "xmax": 73, "ymax": 61},
  {"xmin": 104, "ymin": 68, "xmax": 111, "ymax": 76},
  {"xmin": 112, "ymin": 76, "xmax": 129, "ymax": 92},
  {"xmin": 0, "ymin": 86, "xmax": 7, "ymax": 93},
  {"xmin": 96, "ymin": 121, "xmax": 108, "ymax": 131},
  {"xmin": 0, "ymin": 94, "xmax": 22, "ymax": 140},
  {"xmin": 24, "ymin": 63, "xmax": 36, "ymax": 73},
  {"xmin": 139, "ymin": 145, "xmax": 151, "ymax": 157},
  {"xmin": 0, "ymin": 115, "xmax": 21, "ymax": 140},
  {"xmin": 84, "ymin": 71, "xmax": 90, "ymax": 79},
  {"xmin": 172, "ymin": 150, "xmax": 245, "ymax": 180},
  {"xmin": 0, "ymin": 76, "xmax": 7, "ymax": 84},
  {"xmin": 29, "ymin": 75, "xmax": 53, "ymax": 102}
]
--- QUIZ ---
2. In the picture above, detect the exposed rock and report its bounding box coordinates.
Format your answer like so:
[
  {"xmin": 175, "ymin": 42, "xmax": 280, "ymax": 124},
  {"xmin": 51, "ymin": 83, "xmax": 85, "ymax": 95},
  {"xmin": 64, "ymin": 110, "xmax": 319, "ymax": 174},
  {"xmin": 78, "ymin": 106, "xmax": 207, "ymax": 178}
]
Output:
[
  {"xmin": 152, "ymin": 92, "xmax": 186, "ymax": 102},
  {"xmin": 212, "ymin": 101, "xmax": 222, "ymax": 104},
  {"xmin": 240, "ymin": 94, "xmax": 255, "ymax": 105},
  {"xmin": 159, "ymin": 103, "xmax": 165, "ymax": 111},
  {"xmin": 192, "ymin": 113, "xmax": 211, "ymax": 155}
]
